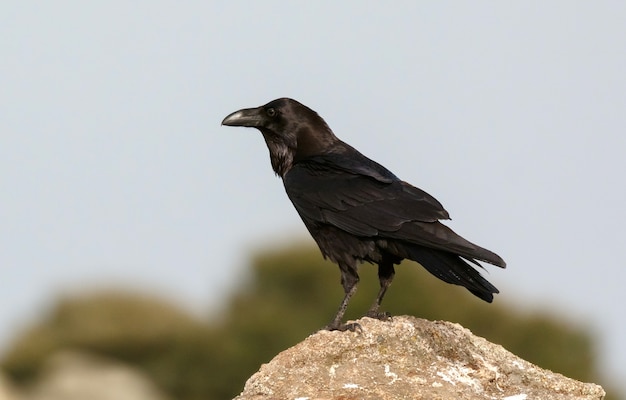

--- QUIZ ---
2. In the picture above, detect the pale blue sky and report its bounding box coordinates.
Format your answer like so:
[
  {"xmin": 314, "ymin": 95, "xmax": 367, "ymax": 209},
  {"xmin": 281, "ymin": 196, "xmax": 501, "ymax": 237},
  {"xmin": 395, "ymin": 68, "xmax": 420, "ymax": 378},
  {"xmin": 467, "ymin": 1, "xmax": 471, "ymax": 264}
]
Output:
[{"xmin": 1, "ymin": 1, "xmax": 625, "ymax": 390}]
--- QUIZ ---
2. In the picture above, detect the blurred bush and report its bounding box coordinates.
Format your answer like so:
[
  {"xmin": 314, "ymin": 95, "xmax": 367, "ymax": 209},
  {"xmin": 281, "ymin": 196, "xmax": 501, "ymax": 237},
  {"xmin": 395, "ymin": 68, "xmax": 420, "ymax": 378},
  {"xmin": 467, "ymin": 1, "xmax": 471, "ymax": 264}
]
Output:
[{"xmin": 1, "ymin": 243, "xmax": 617, "ymax": 399}]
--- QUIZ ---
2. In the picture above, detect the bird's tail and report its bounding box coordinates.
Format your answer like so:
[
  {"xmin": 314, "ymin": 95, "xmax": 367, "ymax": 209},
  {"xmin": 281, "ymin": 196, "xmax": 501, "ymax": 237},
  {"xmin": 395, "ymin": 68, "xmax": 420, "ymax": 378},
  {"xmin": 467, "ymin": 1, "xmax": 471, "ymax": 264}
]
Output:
[
  {"xmin": 388, "ymin": 241, "xmax": 501, "ymax": 302},
  {"xmin": 393, "ymin": 221, "xmax": 506, "ymax": 268}
]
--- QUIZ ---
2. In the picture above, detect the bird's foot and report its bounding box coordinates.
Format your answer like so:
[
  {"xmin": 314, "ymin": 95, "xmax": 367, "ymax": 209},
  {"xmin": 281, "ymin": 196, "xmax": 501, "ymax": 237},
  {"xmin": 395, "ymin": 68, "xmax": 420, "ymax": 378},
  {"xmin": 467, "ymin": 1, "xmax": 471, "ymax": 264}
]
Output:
[
  {"xmin": 323, "ymin": 321, "xmax": 363, "ymax": 333},
  {"xmin": 365, "ymin": 309, "xmax": 392, "ymax": 321}
]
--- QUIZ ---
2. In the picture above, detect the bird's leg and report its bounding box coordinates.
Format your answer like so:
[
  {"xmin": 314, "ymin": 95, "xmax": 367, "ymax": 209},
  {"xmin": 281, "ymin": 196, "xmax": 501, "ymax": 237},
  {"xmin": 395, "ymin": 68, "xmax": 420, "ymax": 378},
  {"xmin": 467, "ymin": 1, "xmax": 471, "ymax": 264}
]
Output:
[
  {"xmin": 325, "ymin": 266, "xmax": 361, "ymax": 331},
  {"xmin": 366, "ymin": 261, "xmax": 395, "ymax": 321}
]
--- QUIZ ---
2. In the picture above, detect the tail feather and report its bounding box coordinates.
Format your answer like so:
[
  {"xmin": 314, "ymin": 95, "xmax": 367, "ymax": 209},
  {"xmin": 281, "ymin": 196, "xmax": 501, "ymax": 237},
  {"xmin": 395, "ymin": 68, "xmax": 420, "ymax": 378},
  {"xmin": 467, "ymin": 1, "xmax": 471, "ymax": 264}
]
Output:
[
  {"xmin": 402, "ymin": 244, "xmax": 499, "ymax": 302},
  {"xmin": 390, "ymin": 221, "xmax": 507, "ymax": 269}
]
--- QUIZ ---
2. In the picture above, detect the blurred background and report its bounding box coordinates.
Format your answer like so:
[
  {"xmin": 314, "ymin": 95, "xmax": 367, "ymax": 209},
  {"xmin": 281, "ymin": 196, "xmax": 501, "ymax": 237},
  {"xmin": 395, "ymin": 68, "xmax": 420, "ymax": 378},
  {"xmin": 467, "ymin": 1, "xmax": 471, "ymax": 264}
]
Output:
[{"xmin": 1, "ymin": 2, "xmax": 624, "ymax": 399}]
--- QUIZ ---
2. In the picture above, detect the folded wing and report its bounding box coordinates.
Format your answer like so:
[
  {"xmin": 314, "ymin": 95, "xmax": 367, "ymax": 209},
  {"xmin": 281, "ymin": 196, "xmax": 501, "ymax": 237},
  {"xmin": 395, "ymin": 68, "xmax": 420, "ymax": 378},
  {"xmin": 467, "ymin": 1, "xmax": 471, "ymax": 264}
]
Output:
[{"xmin": 284, "ymin": 153, "xmax": 505, "ymax": 268}]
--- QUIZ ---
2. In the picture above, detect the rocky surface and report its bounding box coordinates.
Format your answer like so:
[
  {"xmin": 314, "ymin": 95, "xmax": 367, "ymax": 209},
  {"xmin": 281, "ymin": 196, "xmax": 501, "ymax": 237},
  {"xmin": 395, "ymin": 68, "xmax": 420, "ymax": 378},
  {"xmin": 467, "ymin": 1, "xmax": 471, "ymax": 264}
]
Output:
[{"xmin": 235, "ymin": 316, "xmax": 605, "ymax": 400}]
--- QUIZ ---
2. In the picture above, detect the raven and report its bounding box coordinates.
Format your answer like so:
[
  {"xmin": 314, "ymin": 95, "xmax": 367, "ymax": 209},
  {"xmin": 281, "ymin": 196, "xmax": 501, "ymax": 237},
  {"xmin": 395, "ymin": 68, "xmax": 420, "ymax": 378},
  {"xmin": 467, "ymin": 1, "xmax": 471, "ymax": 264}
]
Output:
[{"xmin": 222, "ymin": 98, "xmax": 506, "ymax": 331}]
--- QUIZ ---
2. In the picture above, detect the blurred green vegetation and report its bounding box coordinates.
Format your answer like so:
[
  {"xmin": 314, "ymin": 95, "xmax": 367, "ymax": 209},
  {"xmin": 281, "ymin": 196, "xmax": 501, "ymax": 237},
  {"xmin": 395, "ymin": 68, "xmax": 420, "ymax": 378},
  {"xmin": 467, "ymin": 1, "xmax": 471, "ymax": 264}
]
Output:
[{"xmin": 1, "ymin": 243, "xmax": 619, "ymax": 399}]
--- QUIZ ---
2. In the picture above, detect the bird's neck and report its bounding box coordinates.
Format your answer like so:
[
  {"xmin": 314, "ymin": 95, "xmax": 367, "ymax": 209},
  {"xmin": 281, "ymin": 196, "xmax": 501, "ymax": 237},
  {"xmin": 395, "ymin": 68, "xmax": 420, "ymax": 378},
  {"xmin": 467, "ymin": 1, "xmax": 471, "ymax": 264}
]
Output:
[{"xmin": 264, "ymin": 136, "xmax": 295, "ymax": 178}]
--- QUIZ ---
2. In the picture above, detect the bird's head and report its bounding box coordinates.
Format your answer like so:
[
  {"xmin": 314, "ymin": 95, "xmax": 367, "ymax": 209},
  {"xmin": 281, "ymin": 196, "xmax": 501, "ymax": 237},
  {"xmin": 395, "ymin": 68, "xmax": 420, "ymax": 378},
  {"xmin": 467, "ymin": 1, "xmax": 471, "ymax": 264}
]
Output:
[{"xmin": 222, "ymin": 98, "xmax": 338, "ymax": 177}]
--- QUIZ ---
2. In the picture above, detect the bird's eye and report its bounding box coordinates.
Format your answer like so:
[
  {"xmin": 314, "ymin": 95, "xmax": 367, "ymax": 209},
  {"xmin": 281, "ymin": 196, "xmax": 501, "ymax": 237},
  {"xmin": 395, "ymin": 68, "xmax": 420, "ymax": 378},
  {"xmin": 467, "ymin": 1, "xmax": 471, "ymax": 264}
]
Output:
[{"xmin": 266, "ymin": 107, "xmax": 277, "ymax": 117}]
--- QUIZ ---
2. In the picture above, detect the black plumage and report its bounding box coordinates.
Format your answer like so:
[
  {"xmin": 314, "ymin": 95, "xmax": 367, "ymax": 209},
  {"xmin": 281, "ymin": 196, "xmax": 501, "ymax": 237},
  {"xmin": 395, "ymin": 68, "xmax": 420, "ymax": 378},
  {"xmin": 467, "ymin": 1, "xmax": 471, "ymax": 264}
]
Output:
[{"xmin": 222, "ymin": 98, "xmax": 505, "ymax": 330}]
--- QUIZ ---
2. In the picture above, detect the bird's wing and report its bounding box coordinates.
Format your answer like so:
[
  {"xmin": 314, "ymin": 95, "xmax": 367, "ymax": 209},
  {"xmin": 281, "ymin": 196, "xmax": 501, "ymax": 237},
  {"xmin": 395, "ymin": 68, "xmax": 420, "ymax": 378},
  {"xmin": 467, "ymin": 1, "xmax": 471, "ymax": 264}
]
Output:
[
  {"xmin": 284, "ymin": 154, "xmax": 505, "ymax": 267},
  {"xmin": 284, "ymin": 153, "xmax": 449, "ymax": 236}
]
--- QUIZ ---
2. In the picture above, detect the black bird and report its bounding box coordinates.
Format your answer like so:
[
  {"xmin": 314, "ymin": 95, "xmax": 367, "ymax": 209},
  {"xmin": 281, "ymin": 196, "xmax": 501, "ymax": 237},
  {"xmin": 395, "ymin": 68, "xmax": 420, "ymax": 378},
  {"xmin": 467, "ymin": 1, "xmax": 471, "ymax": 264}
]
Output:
[{"xmin": 222, "ymin": 98, "xmax": 506, "ymax": 331}]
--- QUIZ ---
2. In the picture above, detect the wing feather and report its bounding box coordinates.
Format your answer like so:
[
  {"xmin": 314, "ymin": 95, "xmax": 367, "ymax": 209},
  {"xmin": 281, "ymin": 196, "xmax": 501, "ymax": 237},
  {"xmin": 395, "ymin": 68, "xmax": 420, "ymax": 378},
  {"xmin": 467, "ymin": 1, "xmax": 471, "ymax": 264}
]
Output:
[{"xmin": 284, "ymin": 153, "xmax": 505, "ymax": 268}]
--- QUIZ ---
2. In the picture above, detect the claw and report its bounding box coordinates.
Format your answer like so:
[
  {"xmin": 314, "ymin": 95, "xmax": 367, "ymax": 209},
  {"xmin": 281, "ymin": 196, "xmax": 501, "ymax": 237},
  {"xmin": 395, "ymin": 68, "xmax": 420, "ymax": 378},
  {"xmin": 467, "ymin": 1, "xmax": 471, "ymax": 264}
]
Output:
[
  {"xmin": 323, "ymin": 321, "xmax": 363, "ymax": 333},
  {"xmin": 365, "ymin": 310, "xmax": 392, "ymax": 321}
]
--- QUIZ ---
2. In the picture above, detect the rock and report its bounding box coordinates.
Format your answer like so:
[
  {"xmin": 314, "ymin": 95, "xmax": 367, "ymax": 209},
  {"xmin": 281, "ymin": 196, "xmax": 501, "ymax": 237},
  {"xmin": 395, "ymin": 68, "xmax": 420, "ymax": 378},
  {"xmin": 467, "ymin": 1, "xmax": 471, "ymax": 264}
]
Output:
[
  {"xmin": 234, "ymin": 316, "xmax": 605, "ymax": 400},
  {"xmin": 24, "ymin": 350, "xmax": 170, "ymax": 400}
]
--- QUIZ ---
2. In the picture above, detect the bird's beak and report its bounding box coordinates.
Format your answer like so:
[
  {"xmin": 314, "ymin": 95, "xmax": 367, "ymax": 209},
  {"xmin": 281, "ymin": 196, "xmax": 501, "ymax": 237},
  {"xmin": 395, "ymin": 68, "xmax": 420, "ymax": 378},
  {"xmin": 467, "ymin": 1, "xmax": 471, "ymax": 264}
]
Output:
[{"xmin": 221, "ymin": 107, "xmax": 264, "ymax": 127}]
